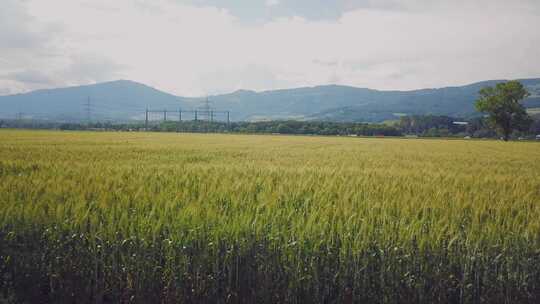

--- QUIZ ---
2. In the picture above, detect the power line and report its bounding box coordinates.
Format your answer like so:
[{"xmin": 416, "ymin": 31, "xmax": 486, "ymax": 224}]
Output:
[{"xmin": 84, "ymin": 96, "xmax": 92, "ymax": 124}]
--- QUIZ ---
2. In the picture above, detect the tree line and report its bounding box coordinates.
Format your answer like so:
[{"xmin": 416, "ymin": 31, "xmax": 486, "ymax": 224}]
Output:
[{"xmin": 2, "ymin": 115, "xmax": 539, "ymax": 139}]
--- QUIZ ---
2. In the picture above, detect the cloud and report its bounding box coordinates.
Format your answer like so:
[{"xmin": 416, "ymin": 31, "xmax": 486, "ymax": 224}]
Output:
[
  {"xmin": 265, "ymin": 0, "xmax": 280, "ymax": 7},
  {"xmin": 3, "ymin": 70, "xmax": 57, "ymax": 86},
  {"xmin": 198, "ymin": 64, "xmax": 289, "ymax": 94},
  {"xmin": 0, "ymin": 0, "xmax": 539, "ymax": 96},
  {"xmin": 59, "ymin": 54, "xmax": 125, "ymax": 85},
  {"xmin": 0, "ymin": 0, "xmax": 123, "ymax": 93},
  {"xmin": 0, "ymin": 0, "xmax": 48, "ymax": 50},
  {"xmin": 313, "ymin": 60, "xmax": 339, "ymax": 67}
]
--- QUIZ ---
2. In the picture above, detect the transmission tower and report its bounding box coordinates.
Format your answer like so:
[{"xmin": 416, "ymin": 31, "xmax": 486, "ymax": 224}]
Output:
[
  {"xmin": 84, "ymin": 96, "xmax": 92, "ymax": 124},
  {"xmin": 201, "ymin": 96, "xmax": 212, "ymax": 121}
]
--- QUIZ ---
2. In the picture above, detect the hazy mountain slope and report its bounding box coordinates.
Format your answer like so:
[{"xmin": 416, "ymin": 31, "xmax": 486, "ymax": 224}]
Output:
[
  {"xmin": 208, "ymin": 79, "xmax": 540, "ymax": 122},
  {"xmin": 1, "ymin": 78, "xmax": 539, "ymax": 122},
  {"xmin": 0, "ymin": 80, "xmax": 192, "ymax": 121}
]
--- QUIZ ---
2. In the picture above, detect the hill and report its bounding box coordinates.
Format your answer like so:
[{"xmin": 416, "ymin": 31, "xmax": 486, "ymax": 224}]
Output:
[
  {"xmin": 1, "ymin": 78, "xmax": 539, "ymax": 122},
  {"xmin": 0, "ymin": 80, "xmax": 193, "ymax": 122}
]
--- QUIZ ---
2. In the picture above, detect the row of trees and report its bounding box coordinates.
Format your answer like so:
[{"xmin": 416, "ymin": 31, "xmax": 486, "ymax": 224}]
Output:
[
  {"xmin": 2, "ymin": 114, "xmax": 538, "ymax": 139},
  {"xmin": 227, "ymin": 121, "xmax": 401, "ymax": 136},
  {"xmin": 398, "ymin": 115, "xmax": 468, "ymax": 136},
  {"xmin": 54, "ymin": 120, "xmax": 402, "ymax": 137},
  {"xmin": 398, "ymin": 114, "xmax": 540, "ymax": 139}
]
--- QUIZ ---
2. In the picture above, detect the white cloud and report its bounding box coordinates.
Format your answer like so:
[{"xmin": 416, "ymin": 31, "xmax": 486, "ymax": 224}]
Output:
[
  {"xmin": 0, "ymin": 0, "xmax": 539, "ymax": 96},
  {"xmin": 265, "ymin": 0, "xmax": 280, "ymax": 7},
  {"xmin": 198, "ymin": 64, "xmax": 289, "ymax": 94}
]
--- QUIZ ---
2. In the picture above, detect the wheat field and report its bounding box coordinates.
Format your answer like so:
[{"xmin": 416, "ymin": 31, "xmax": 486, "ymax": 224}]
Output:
[{"xmin": 1, "ymin": 130, "xmax": 539, "ymax": 303}]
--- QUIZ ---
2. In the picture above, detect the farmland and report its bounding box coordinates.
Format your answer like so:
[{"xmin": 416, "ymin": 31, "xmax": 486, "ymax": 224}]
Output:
[{"xmin": 1, "ymin": 130, "xmax": 540, "ymax": 303}]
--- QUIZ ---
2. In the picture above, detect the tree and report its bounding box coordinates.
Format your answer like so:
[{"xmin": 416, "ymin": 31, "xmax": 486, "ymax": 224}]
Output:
[{"xmin": 475, "ymin": 81, "xmax": 531, "ymax": 141}]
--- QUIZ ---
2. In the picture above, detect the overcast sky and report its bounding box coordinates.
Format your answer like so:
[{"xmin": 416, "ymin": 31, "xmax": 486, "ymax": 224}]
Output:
[{"xmin": 1, "ymin": 0, "xmax": 539, "ymax": 96}]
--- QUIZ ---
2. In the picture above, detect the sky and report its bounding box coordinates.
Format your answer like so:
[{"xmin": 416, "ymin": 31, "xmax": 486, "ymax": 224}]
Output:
[{"xmin": 1, "ymin": 0, "xmax": 539, "ymax": 96}]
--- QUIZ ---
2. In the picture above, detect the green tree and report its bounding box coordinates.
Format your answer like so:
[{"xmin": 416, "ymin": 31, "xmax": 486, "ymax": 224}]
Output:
[{"xmin": 475, "ymin": 81, "xmax": 531, "ymax": 141}]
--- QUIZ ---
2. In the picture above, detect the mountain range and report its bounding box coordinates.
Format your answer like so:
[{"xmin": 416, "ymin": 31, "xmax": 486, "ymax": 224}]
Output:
[{"xmin": 1, "ymin": 78, "xmax": 539, "ymax": 123}]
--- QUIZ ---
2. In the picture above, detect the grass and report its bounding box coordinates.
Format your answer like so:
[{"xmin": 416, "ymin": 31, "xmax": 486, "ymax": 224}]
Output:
[{"xmin": 1, "ymin": 129, "xmax": 540, "ymax": 303}]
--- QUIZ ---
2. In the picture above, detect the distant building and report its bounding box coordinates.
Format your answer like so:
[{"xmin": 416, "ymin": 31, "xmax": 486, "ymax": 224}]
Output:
[
  {"xmin": 453, "ymin": 121, "xmax": 469, "ymax": 125},
  {"xmin": 536, "ymin": 135, "xmax": 540, "ymax": 140}
]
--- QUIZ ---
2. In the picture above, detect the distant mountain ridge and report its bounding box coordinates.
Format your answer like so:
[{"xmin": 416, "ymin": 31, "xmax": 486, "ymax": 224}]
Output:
[
  {"xmin": 0, "ymin": 80, "xmax": 187, "ymax": 122},
  {"xmin": 1, "ymin": 78, "xmax": 539, "ymax": 122}
]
